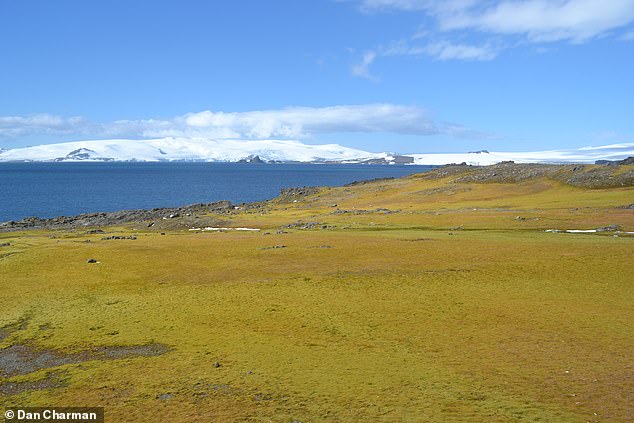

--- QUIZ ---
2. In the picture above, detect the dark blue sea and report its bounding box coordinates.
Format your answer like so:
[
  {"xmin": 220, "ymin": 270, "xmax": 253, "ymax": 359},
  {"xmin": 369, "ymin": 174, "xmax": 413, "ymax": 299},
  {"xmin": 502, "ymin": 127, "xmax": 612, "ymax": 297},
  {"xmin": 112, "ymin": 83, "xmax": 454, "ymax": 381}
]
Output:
[{"xmin": 0, "ymin": 162, "xmax": 433, "ymax": 222}]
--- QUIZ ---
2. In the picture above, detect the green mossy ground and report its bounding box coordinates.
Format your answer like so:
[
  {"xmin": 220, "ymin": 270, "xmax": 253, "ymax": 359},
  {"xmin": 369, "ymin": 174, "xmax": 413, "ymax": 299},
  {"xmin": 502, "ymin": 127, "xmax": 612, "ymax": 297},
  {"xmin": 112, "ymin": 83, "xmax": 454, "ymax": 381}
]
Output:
[{"xmin": 1, "ymin": 169, "xmax": 633, "ymax": 422}]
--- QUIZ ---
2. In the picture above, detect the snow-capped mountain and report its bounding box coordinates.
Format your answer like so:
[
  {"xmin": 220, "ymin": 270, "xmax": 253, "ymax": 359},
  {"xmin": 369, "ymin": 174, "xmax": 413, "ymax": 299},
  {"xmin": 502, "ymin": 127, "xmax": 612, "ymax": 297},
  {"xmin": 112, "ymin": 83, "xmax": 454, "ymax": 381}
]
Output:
[
  {"xmin": 406, "ymin": 143, "xmax": 634, "ymax": 165},
  {"xmin": 0, "ymin": 137, "xmax": 632, "ymax": 165},
  {"xmin": 0, "ymin": 138, "xmax": 388, "ymax": 163}
]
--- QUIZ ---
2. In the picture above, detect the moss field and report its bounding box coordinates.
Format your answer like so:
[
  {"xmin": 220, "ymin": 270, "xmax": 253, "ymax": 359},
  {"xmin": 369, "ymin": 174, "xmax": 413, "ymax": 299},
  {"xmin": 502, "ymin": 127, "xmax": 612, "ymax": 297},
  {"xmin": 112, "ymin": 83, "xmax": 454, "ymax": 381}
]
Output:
[{"xmin": 1, "ymin": 169, "xmax": 633, "ymax": 422}]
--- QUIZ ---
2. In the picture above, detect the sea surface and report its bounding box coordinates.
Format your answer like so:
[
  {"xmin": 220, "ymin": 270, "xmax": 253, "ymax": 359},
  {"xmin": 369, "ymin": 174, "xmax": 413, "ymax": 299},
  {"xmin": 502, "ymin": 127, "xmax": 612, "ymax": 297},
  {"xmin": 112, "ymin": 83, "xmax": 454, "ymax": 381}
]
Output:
[{"xmin": 0, "ymin": 162, "xmax": 434, "ymax": 222}]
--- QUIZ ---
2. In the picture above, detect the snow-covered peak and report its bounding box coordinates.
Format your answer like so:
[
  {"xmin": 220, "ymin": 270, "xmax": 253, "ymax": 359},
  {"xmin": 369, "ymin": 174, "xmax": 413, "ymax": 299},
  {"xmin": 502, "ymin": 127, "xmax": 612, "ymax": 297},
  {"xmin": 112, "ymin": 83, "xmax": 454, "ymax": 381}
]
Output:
[
  {"xmin": 0, "ymin": 138, "xmax": 632, "ymax": 165},
  {"xmin": 0, "ymin": 138, "xmax": 386, "ymax": 163}
]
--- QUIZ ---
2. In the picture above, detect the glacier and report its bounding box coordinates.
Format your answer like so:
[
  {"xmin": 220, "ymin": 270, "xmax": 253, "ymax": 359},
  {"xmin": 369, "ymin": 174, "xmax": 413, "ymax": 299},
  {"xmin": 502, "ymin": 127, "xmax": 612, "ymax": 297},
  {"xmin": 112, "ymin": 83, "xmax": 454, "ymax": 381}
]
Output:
[{"xmin": 0, "ymin": 137, "xmax": 632, "ymax": 165}]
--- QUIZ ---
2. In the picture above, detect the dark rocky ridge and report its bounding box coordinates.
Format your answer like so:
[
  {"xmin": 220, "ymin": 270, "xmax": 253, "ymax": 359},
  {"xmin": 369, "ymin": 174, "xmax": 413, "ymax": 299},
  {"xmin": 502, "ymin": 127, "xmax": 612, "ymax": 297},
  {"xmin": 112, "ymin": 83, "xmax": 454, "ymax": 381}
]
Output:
[
  {"xmin": 595, "ymin": 156, "xmax": 634, "ymax": 166},
  {"xmin": 416, "ymin": 161, "xmax": 634, "ymax": 188}
]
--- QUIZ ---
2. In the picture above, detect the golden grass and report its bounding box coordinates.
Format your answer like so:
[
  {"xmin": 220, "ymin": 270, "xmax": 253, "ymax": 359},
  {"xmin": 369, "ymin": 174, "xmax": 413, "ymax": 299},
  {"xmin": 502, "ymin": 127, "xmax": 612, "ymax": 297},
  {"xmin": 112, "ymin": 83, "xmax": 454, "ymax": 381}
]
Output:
[{"xmin": 1, "ymin": 172, "xmax": 633, "ymax": 422}]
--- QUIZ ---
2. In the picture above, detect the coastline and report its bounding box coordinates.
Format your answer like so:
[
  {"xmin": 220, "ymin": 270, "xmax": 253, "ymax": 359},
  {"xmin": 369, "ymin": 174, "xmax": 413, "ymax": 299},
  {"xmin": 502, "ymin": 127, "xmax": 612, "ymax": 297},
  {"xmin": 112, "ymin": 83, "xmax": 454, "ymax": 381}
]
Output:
[{"xmin": 2, "ymin": 160, "xmax": 633, "ymax": 232}]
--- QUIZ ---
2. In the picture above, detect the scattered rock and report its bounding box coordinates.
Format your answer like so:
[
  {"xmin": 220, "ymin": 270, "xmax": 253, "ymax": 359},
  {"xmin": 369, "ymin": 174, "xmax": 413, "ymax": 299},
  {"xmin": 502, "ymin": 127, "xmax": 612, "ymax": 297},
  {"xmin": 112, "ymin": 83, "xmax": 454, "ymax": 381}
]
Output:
[
  {"xmin": 101, "ymin": 235, "xmax": 137, "ymax": 240},
  {"xmin": 399, "ymin": 238, "xmax": 433, "ymax": 242},
  {"xmin": 213, "ymin": 361, "xmax": 221, "ymax": 368},
  {"xmin": 332, "ymin": 208, "xmax": 398, "ymax": 215},
  {"xmin": 261, "ymin": 245, "xmax": 287, "ymax": 250},
  {"xmin": 86, "ymin": 229, "xmax": 105, "ymax": 234},
  {"xmin": 344, "ymin": 177, "xmax": 395, "ymax": 187},
  {"xmin": 283, "ymin": 221, "xmax": 322, "ymax": 230},
  {"xmin": 596, "ymin": 224, "xmax": 622, "ymax": 232},
  {"xmin": 156, "ymin": 393, "xmax": 174, "ymax": 401},
  {"xmin": 277, "ymin": 187, "xmax": 319, "ymax": 202},
  {"xmin": 253, "ymin": 392, "xmax": 274, "ymax": 401}
]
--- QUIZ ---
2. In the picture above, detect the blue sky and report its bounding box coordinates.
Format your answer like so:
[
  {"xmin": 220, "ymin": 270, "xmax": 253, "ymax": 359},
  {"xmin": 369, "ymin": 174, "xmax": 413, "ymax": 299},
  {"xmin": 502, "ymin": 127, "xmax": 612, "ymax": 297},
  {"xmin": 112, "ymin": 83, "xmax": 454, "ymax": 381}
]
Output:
[{"xmin": 1, "ymin": 0, "xmax": 633, "ymax": 153}]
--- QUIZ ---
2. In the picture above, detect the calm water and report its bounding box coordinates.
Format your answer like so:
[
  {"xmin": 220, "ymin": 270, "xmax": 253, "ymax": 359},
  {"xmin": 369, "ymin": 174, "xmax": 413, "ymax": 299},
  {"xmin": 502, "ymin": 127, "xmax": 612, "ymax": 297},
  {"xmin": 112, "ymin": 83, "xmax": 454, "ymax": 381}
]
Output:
[{"xmin": 0, "ymin": 162, "xmax": 433, "ymax": 222}]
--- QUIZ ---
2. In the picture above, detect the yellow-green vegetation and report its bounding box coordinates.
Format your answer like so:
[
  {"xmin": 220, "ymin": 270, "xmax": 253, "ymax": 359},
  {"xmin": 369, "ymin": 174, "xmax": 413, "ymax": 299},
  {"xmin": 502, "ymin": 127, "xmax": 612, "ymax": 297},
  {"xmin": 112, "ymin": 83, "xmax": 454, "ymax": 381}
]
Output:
[{"xmin": 1, "ymin": 165, "xmax": 633, "ymax": 422}]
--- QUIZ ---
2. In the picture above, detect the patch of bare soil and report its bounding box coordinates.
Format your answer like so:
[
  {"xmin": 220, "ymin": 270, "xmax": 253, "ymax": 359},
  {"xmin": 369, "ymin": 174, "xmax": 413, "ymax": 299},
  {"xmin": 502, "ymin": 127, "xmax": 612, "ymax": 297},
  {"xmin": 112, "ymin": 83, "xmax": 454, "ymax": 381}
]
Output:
[{"xmin": 0, "ymin": 343, "xmax": 170, "ymax": 377}]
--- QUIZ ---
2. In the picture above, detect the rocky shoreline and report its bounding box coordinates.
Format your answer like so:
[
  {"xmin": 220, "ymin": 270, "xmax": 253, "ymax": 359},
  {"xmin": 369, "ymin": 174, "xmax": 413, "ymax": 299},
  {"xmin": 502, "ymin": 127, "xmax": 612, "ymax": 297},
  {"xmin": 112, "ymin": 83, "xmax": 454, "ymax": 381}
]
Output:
[
  {"xmin": 0, "ymin": 201, "xmax": 235, "ymax": 232},
  {"xmin": 2, "ymin": 161, "xmax": 632, "ymax": 233}
]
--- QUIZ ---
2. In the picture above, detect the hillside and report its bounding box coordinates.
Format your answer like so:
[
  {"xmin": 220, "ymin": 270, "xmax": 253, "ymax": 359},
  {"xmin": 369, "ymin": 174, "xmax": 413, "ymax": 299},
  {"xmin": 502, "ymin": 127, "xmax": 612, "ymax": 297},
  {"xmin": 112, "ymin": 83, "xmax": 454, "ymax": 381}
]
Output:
[{"xmin": 1, "ymin": 162, "xmax": 633, "ymax": 422}]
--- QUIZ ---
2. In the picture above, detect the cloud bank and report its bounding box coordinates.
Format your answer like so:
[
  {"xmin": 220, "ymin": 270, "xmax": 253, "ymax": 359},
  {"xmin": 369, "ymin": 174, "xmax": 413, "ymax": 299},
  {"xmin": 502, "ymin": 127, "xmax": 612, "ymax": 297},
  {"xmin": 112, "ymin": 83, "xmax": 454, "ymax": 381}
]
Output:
[
  {"xmin": 0, "ymin": 114, "xmax": 87, "ymax": 137},
  {"xmin": 352, "ymin": 0, "xmax": 634, "ymax": 75},
  {"xmin": 360, "ymin": 0, "xmax": 634, "ymax": 42},
  {"xmin": 0, "ymin": 104, "xmax": 485, "ymax": 143}
]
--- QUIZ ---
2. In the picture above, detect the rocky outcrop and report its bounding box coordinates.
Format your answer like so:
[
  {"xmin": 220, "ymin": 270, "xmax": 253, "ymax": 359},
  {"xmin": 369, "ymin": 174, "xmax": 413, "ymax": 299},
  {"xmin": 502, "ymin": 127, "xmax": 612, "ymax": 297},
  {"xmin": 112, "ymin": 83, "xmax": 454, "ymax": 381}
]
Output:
[
  {"xmin": 276, "ymin": 187, "xmax": 320, "ymax": 202},
  {"xmin": 238, "ymin": 155, "xmax": 264, "ymax": 163},
  {"xmin": 415, "ymin": 162, "xmax": 634, "ymax": 188},
  {"xmin": 54, "ymin": 148, "xmax": 115, "ymax": 162},
  {"xmin": 344, "ymin": 177, "xmax": 396, "ymax": 187},
  {"xmin": 595, "ymin": 156, "xmax": 634, "ymax": 165},
  {"xmin": 1, "ymin": 201, "xmax": 233, "ymax": 231}
]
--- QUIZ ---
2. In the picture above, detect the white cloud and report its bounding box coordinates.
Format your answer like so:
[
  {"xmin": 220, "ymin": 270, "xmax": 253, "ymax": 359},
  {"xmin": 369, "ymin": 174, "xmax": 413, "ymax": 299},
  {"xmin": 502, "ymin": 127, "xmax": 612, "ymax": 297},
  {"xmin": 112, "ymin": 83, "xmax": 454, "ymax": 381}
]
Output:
[
  {"xmin": 359, "ymin": 0, "xmax": 430, "ymax": 11},
  {"xmin": 161, "ymin": 104, "xmax": 444, "ymax": 138},
  {"xmin": 359, "ymin": 0, "xmax": 634, "ymax": 43},
  {"xmin": 351, "ymin": 38, "xmax": 496, "ymax": 77},
  {"xmin": 0, "ymin": 104, "xmax": 488, "ymax": 142},
  {"xmin": 423, "ymin": 41, "xmax": 498, "ymax": 60},
  {"xmin": 439, "ymin": 0, "xmax": 634, "ymax": 43},
  {"xmin": 351, "ymin": 51, "xmax": 379, "ymax": 80},
  {"xmin": 0, "ymin": 114, "xmax": 86, "ymax": 137},
  {"xmin": 350, "ymin": 0, "xmax": 634, "ymax": 77}
]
